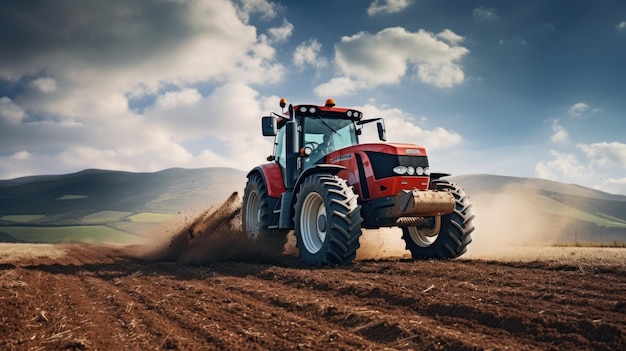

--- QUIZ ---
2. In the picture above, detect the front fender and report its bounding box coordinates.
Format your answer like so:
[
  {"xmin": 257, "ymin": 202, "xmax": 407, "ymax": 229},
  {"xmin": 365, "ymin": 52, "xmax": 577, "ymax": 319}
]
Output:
[
  {"xmin": 294, "ymin": 164, "xmax": 346, "ymax": 193},
  {"xmin": 247, "ymin": 163, "xmax": 285, "ymax": 198}
]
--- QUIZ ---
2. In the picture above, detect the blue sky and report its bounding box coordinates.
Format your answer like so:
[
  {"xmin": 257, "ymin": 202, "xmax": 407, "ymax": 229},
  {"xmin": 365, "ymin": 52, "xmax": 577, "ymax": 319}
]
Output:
[{"xmin": 1, "ymin": 0, "xmax": 625, "ymax": 194}]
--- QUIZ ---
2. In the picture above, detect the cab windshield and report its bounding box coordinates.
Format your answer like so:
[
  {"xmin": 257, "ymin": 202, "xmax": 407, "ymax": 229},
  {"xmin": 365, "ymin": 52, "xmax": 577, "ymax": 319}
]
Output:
[{"xmin": 302, "ymin": 117, "xmax": 357, "ymax": 164}]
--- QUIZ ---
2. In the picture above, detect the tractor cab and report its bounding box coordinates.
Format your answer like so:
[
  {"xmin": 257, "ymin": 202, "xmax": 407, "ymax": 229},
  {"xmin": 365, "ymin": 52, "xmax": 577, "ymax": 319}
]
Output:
[{"xmin": 262, "ymin": 99, "xmax": 386, "ymax": 181}]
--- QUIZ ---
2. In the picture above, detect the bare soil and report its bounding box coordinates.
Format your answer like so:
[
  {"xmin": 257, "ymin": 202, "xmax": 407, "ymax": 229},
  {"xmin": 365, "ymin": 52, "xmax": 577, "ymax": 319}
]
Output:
[{"xmin": 1, "ymin": 195, "xmax": 625, "ymax": 350}]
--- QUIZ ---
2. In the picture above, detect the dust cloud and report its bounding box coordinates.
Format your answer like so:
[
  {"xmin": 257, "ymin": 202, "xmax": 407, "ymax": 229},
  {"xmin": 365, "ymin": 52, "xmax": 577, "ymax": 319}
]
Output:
[
  {"xmin": 356, "ymin": 228, "xmax": 410, "ymax": 260},
  {"xmin": 141, "ymin": 192, "xmax": 253, "ymax": 264},
  {"xmin": 138, "ymin": 183, "xmax": 575, "ymax": 264},
  {"xmin": 464, "ymin": 184, "xmax": 573, "ymax": 259}
]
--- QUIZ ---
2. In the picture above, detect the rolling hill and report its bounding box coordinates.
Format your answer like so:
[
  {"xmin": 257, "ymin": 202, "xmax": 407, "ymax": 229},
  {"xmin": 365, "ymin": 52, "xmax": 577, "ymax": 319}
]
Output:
[
  {"xmin": 0, "ymin": 169, "xmax": 624, "ymax": 245},
  {"xmin": 453, "ymin": 174, "xmax": 626, "ymax": 245},
  {"xmin": 0, "ymin": 167, "xmax": 246, "ymax": 243}
]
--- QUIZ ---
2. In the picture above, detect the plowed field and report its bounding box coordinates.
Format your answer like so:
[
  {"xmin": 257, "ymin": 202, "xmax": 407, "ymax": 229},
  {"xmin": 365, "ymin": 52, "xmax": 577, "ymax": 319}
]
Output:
[{"xmin": 1, "ymin": 195, "xmax": 625, "ymax": 350}]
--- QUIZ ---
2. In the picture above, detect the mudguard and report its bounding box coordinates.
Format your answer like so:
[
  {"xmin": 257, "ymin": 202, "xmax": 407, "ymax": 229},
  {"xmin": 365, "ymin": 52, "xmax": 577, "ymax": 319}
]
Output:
[{"xmin": 247, "ymin": 163, "xmax": 285, "ymax": 198}]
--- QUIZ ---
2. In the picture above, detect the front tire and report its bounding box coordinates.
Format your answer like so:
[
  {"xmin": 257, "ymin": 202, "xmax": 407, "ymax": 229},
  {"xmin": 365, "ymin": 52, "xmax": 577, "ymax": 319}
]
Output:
[
  {"xmin": 242, "ymin": 173, "xmax": 288, "ymax": 256},
  {"xmin": 294, "ymin": 174, "xmax": 363, "ymax": 266},
  {"xmin": 402, "ymin": 178, "xmax": 475, "ymax": 259}
]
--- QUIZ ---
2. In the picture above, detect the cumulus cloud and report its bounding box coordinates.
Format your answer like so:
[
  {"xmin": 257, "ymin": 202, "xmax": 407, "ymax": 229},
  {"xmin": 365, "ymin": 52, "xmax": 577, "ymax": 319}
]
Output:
[
  {"xmin": 617, "ymin": 21, "xmax": 626, "ymax": 30},
  {"xmin": 598, "ymin": 177, "xmax": 626, "ymax": 195},
  {"xmin": 28, "ymin": 77, "xmax": 58, "ymax": 93},
  {"xmin": 550, "ymin": 120, "xmax": 568, "ymax": 143},
  {"xmin": 235, "ymin": 0, "xmax": 277, "ymax": 23},
  {"xmin": 355, "ymin": 104, "xmax": 462, "ymax": 149},
  {"xmin": 568, "ymin": 102, "xmax": 588, "ymax": 116},
  {"xmin": 437, "ymin": 29, "xmax": 465, "ymax": 45},
  {"xmin": 0, "ymin": 97, "xmax": 27, "ymax": 123},
  {"xmin": 293, "ymin": 39, "xmax": 328, "ymax": 70},
  {"xmin": 367, "ymin": 0, "xmax": 412, "ymax": 16},
  {"xmin": 473, "ymin": 7, "xmax": 498, "ymax": 21},
  {"xmin": 578, "ymin": 141, "xmax": 626, "ymax": 168},
  {"xmin": 267, "ymin": 19, "xmax": 293, "ymax": 43},
  {"xmin": 11, "ymin": 151, "xmax": 31, "ymax": 160},
  {"xmin": 315, "ymin": 27, "xmax": 469, "ymax": 96},
  {"xmin": 155, "ymin": 88, "xmax": 202, "ymax": 110},
  {"xmin": 0, "ymin": 0, "xmax": 284, "ymax": 179},
  {"xmin": 535, "ymin": 150, "xmax": 588, "ymax": 181},
  {"xmin": 0, "ymin": 0, "xmax": 283, "ymax": 92}
]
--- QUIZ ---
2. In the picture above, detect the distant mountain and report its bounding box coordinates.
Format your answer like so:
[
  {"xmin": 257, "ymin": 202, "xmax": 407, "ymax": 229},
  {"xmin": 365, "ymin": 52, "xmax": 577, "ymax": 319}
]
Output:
[
  {"xmin": 0, "ymin": 169, "xmax": 624, "ymax": 245},
  {"xmin": 0, "ymin": 167, "xmax": 247, "ymax": 222},
  {"xmin": 453, "ymin": 174, "xmax": 626, "ymax": 202}
]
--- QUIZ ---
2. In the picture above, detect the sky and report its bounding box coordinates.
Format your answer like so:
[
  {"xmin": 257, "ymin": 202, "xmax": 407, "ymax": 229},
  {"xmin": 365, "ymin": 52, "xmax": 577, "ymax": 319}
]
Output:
[{"xmin": 1, "ymin": 0, "xmax": 625, "ymax": 194}]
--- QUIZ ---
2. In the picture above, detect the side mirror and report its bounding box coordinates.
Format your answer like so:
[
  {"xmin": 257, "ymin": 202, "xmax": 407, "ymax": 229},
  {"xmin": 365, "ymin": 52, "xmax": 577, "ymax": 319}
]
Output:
[
  {"xmin": 377, "ymin": 121, "xmax": 386, "ymax": 141},
  {"xmin": 262, "ymin": 116, "xmax": 277, "ymax": 136}
]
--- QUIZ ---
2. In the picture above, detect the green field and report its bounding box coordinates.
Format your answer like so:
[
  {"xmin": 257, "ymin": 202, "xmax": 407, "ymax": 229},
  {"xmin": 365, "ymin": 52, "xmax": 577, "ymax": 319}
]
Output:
[
  {"xmin": 0, "ymin": 226, "xmax": 140, "ymax": 244},
  {"xmin": 82, "ymin": 211, "xmax": 133, "ymax": 224},
  {"xmin": 0, "ymin": 214, "xmax": 46, "ymax": 223},
  {"xmin": 537, "ymin": 196, "xmax": 626, "ymax": 228},
  {"xmin": 128, "ymin": 212, "xmax": 173, "ymax": 223}
]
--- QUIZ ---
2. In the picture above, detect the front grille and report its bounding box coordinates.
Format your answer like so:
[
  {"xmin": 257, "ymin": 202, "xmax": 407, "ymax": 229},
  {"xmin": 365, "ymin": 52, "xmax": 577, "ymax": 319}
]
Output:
[{"xmin": 364, "ymin": 151, "xmax": 429, "ymax": 179}]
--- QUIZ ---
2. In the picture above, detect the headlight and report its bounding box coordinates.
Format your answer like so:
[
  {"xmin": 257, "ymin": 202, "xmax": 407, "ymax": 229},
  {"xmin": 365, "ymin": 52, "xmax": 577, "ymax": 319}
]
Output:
[
  {"xmin": 393, "ymin": 166, "xmax": 408, "ymax": 175},
  {"xmin": 300, "ymin": 106, "xmax": 307, "ymax": 113},
  {"xmin": 309, "ymin": 107, "xmax": 316, "ymax": 113},
  {"xmin": 424, "ymin": 167, "xmax": 430, "ymax": 175},
  {"xmin": 416, "ymin": 167, "xmax": 424, "ymax": 175},
  {"xmin": 407, "ymin": 166, "xmax": 415, "ymax": 175}
]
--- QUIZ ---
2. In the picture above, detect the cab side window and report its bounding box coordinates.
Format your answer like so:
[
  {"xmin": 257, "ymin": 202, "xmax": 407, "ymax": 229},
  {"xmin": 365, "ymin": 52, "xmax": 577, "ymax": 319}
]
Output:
[{"xmin": 274, "ymin": 126, "xmax": 287, "ymax": 169}]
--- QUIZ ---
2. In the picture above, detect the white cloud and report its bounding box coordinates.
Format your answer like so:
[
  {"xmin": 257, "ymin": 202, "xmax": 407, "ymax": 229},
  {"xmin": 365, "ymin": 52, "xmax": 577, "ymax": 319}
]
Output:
[
  {"xmin": 29, "ymin": 77, "xmax": 58, "ymax": 93},
  {"xmin": 267, "ymin": 19, "xmax": 293, "ymax": 43},
  {"xmin": 155, "ymin": 88, "xmax": 202, "ymax": 110},
  {"xmin": 535, "ymin": 150, "xmax": 588, "ymax": 181},
  {"xmin": 315, "ymin": 27, "xmax": 469, "ymax": 96},
  {"xmin": 293, "ymin": 39, "xmax": 328, "ymax": 70},
  {"xmin": 235, "ymin": 0, "xmax": 277, "ymax": 23},
  {"xmin": 11, "ymin": 151, "xmax": 31, "ymax": 160},
  {"xmin": 355, "ymin": 104, "xmax": 462, "ymax": 149},
  {"xmin": 617, "ymin": 21, "xmax": 626, "ymax": 30},
  {"xmin": 568, "ymin": 102, "xmax": 588, "ymax": 116},
  {"xmin": 598, "ymin": 177, "xmax": 626, "ymax": 195},
  {"xmin": 0, "ymin": 0, "xmax": 283, "ymax": 93},
  {"xmin": 314, "ymin": 77, "xmax": 364, "ymax": 97},
  {"xmin": 0, "ymin": 0, "xmax": 285, "ymax": 178},
  {"xmin": 367, "ymin": 0, "xmax": 412, "ymax": 16},
  {"xmin": 0, "ymin": 97, "xmax": 27, "ymax": 123},
  {"xmin": 578, "ymin": 141, "xmax": 626, "ymax": 168},
  {"xmin": 437, "ymin": 29, "xmax": 465, "ymax": 45},
  {"xmin": 473, "ymin": 7, "xmax": 498, "ymax": 21},
  {"xmin": 417, "ymin": 62, "xmax": 465, "ymax": 88},
  {"xmin": 550, "ymin": 120, "xmax": 568, "ymax": 143}
]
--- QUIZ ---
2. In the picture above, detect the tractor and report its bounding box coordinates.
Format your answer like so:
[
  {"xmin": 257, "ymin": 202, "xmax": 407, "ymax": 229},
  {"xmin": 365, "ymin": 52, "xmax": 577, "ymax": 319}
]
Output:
[{"xmin": 242, "ymin": 98, "xmax": 474, "ymax": 266}]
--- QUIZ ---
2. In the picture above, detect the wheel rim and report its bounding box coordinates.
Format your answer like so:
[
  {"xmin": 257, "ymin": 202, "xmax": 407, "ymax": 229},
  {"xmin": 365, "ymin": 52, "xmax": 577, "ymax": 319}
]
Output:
[
  {"xmin": 408, "ymin": 216, "xmax": 441, "ymax": 247},
  {"xmin": 244, "ymin": 189, "xmax": 260, "ymax": 240},
  {"xmin": 300, "ymin": 192, "xmax": 326, "ymax": 254}
]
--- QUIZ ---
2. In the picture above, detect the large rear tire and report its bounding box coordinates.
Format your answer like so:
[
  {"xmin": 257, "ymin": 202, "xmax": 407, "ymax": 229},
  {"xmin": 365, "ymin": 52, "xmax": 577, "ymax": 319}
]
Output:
[
  {"xmin": 294, "ymin": 174, "xmax": 363, "ymax": 266},
  {"xmin": 402, "ymin": 178, "xmax": 475, "ymax": 259},
  {"xmin": 242, "ymin": 173, "xmax": 288, "ymax": 256}
]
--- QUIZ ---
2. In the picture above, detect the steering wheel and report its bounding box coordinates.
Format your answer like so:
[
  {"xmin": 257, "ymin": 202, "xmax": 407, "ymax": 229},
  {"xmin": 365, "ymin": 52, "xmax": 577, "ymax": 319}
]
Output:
[{"xmin": 303, "ymin": 142, "xmax": 319, "ymax": 155}]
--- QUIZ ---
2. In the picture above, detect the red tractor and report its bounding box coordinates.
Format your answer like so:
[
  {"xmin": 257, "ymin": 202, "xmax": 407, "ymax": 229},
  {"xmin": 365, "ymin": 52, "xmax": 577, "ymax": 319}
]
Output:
[{"xmin": 243, "ymin": 98, "xmax": 474, "ymax": 266}]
